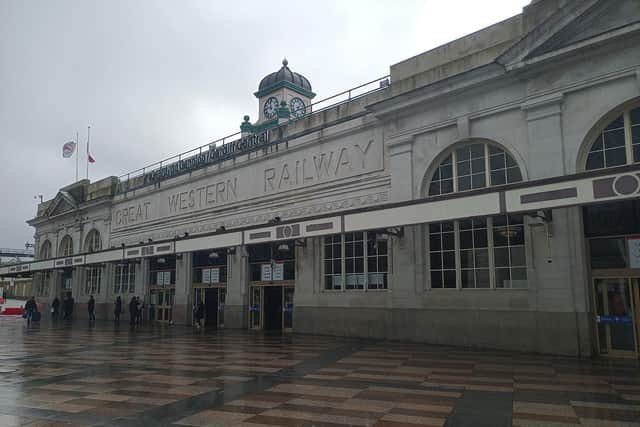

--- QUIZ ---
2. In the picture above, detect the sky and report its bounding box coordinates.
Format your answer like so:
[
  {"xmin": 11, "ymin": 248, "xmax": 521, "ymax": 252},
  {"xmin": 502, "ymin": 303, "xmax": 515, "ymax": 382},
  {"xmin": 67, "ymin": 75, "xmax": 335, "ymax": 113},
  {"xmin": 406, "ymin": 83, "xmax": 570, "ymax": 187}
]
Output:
[{"xmin": 0, "ymin": 0, "xmax": 529, "ymax": 249}]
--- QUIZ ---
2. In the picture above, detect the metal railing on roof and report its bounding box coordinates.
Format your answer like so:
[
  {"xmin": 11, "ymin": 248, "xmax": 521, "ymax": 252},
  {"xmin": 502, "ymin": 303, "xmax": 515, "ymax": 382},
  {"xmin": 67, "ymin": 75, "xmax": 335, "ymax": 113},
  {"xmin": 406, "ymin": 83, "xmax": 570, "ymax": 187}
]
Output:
[
  {"xmin": 0, "ymin": 248, "xmax": 34, "ymax": 258},
  {"xmin": 117, "ymin": 75, "xmax": 391, "ymax": 191}
]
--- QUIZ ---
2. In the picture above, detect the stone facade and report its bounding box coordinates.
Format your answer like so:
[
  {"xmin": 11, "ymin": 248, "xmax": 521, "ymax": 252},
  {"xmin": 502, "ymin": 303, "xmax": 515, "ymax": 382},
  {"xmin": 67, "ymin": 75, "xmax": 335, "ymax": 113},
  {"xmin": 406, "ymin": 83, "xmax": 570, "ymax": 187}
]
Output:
[{"xmin": 11, "ymin": 0, "xmax": 640, "ymax": 357}]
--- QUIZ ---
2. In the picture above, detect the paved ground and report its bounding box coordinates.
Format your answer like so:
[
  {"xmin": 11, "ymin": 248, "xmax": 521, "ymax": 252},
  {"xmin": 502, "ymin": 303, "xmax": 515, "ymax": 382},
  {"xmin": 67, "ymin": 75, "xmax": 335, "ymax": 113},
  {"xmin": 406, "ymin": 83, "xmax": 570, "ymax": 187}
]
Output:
[{"xmin": 0, "ymin": 318, "xmax": 639, "ymax": 427}]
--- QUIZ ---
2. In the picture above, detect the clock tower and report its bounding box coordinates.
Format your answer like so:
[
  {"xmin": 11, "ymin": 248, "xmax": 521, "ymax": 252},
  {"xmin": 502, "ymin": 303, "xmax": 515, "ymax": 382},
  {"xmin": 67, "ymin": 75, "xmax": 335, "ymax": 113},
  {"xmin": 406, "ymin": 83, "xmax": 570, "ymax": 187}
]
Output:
[{"xmin": 243, "ymin": 59, "xmax": 315, "ymax": 132}]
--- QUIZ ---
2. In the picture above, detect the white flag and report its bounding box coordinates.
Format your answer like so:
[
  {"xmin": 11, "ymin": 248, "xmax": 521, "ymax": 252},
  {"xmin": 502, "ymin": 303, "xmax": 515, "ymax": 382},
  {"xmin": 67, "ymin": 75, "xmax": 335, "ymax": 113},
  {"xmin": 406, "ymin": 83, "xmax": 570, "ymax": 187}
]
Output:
[{"xmin": 62, "ymin": 141, "xmax": 76, "ymax": 158}]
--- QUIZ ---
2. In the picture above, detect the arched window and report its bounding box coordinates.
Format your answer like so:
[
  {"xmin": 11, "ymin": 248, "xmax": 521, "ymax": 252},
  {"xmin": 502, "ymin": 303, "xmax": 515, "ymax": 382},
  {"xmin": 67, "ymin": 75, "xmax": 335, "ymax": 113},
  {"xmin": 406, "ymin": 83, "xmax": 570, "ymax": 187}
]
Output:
[
  {"xmin": 428, "ymin": 142, "xmax": 523, "ymax": 196},
  {"xmin": 84, "ymin": 229, "xmax": 102, "ymax": 253},
  {"xmin": 59, "ymin": 235, "xmax": 74, "ymax": 257},
  {"xmin": 39, "ymin": 240, "xmax": 52, "ymax": 260},
  {"xmin": 585, "ymin": 106, "xmax": 640, "ymax": 171}
]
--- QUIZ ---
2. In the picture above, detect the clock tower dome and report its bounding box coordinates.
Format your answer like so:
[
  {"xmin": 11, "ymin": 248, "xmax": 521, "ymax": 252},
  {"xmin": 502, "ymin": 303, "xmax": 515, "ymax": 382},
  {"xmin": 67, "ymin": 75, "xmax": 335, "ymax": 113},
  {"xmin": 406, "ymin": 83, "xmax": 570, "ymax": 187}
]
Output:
[{"xmin": 252, "ymin": 59, "xmax": 316, "ymax": 126}]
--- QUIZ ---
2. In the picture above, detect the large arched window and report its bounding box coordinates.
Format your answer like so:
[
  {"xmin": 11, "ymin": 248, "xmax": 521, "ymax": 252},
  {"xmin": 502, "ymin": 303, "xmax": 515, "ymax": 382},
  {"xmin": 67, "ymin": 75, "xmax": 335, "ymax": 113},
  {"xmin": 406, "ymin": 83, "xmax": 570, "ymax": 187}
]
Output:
[
  {"xmin": 428, "ymin": 141, "xmax": 523, "ymax": 196},
  {"xmin": 84, "ymin": 229, "xmax": 102, "ymax": 253},
  {"xmin": 585, "ymin": 106, "xmax": 640, "ymax": 171},
  {"xmin": 39, "ymin": 240, "xmax": 52, "ymax": 260},
  {"xmin": 59, "ymin": 235, "xmax": 74, "ymax": 257},
  {"xmin": 426, "ymin": 142, "xmax": 527, "ymax": 289}
]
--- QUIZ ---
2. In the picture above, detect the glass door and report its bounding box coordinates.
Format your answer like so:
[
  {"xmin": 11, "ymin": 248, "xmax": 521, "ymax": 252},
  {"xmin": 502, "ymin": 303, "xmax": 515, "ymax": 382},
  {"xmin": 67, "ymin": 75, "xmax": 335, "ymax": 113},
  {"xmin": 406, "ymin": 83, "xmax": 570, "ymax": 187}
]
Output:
[
  {"xmin": 283, "ymin": 287, "xmax": 294, "ymax": 331},
  {"xmin": 595, "ymin": 278, "xmax": 639, "ymax": 357}
]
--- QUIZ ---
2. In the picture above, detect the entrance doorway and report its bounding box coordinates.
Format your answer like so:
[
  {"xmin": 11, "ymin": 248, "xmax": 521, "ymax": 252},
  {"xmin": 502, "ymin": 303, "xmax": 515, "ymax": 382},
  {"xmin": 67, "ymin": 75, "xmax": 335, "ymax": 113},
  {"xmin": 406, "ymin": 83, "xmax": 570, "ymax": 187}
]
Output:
[
  {"xmin": 264, "ymin": 286, "xmax": 282, "ymax": 331},
  {"xmin": 594, "ymin": 278, "xmax": 639, "ymax": 358},
  {"xmin": 249, "ymin": 285, "xmax": 294, "ymax": 331},
  {"xmin": 150, "ymin": 288, "xmax": 175, "ymax": 323},
  {"xmin": 193, "ymin": 287, "xmax": 226, "ymax": 329}
]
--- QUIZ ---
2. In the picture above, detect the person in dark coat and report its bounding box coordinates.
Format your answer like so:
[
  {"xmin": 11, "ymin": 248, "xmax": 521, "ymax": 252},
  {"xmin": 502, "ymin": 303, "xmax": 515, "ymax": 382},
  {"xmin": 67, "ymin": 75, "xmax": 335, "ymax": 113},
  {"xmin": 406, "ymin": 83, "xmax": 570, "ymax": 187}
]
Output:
[
  {"xmin": 135, "ymin": 297, "xmax": 143, "ymax": 325},
  {"xmin": 194, "ymin": 300, "xmax": 204, "ymax": 328},
  {"xmin": 63, "ymin": 292, "xmax": 74, "ymax": 321},
  {"xmin": 51, "ymin": 297, "xmax": 60, "ymax": 319},
  {"xmin": 114, "ymin": 296, "xmax": 122, "ymax": 323},
  {"xmin": 24, "ymin": 296, "xmax": 37, "ymax": 326},
  {"xmin": 129, "ymin": 296, "xmax": 137, "ymax": 326},
  {"xmin": 87, "ymin": 295, "xmax": 96, "ymax": 323}
]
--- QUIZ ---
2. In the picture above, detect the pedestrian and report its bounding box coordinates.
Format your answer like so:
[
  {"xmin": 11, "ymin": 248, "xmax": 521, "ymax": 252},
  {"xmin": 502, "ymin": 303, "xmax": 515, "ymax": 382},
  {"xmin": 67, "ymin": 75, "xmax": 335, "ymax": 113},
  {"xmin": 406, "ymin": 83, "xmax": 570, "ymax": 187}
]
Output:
[
  {"xmin": 129, "ymin": 296, "xmax": 137, "ymax": 326},
  {"xmin": 87, "ymin": 295, "xmax": 96, "ymax": 323},
  {"xmin": 51, "ymin": 296, "xmax": 60, "ymax": 319},
  {"xmin": 114, "ymin": 296, "xmax": 122, "ymax": 323},
  {"xmin": 194, "ymin": 300, "xmax": 204, "ymax": 328},
  {"xmin": 136, "ymin": 297, "xmax": 143, "ymax": 325},
  {"xmin": 24, "ymin": 296, "xmax": 37, "ymax": 326},
  {"xmin": 64, "ymin": 292, "xmax": 75, "ymax": 321}
]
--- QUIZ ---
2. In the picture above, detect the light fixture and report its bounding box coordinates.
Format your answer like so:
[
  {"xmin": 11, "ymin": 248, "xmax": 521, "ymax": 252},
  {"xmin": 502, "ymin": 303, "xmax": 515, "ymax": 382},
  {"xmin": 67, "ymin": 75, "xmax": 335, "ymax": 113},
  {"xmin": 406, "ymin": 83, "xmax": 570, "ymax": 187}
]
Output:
[
  {"xmin": 208, "ymin": 251, "xmax": 219, "ymax": 259},
  {"xmin": 277, "ymin": 243, "xmax": 290, "ymax": 252},
  {"xmin": 216, "ymin": 226, "xmax": 226, "ymax": 233},
  {"xmin": 498, "ymin": 228, "xmax": 518, "ymax": 238},
  {"xmin": 295, "ymin": 239, "xmax": 307, "ymax": 248},
  {"xmin": 157, "ymin": 257, "xmax": 166, "ymax": 264}
]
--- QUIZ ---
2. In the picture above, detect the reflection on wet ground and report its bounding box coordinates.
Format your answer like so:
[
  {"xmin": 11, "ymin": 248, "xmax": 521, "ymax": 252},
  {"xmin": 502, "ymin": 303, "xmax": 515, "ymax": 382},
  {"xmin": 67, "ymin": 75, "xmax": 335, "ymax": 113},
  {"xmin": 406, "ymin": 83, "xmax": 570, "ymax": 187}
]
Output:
[{"xmin": 0, "ymin": 317, "xmax": 639, "ymax": 426}]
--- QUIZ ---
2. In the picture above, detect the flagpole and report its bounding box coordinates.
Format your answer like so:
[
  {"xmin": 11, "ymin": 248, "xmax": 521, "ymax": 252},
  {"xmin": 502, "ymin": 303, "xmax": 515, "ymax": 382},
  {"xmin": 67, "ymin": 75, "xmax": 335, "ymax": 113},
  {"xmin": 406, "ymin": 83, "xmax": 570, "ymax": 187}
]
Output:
[
  {"xmin": 75, "ymin": 132, "xmax": 79, "ymax": 182},
  {"xmin": 86, "ymin": 125, "xmax": 91, "ymax": 180}
]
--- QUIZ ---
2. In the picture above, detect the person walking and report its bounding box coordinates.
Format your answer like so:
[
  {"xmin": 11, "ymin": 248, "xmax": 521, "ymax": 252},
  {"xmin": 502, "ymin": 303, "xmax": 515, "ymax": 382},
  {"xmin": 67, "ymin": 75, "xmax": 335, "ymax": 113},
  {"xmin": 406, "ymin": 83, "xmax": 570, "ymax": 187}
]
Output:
[
  {"xmin": 87, "ymin": 295, "xmax": 96, "ymax": 323},
  {"xmin": 63, "ymin": 292, "xmax": 74, "ymax": 321},
  {"xmin": 24, "ymin": 296, "xmax": 37, "ymax": 326},
  {"xmin": 135, "ymin": 297, "xmax": 143, "ymax": 325},
  {"xmin": 194, "ymin": 300, "xmax": 204, "ymax": 329},
  {"xmin": 129, "ymin": 296, "xmax": 137, "ymax": 326},
  {"xmin": 114, "ymin": 296, "xmax": 122, "ymax": 323},
  {"xmin": 51, "ymin": 296, "xmax": 60, "ymax": 320}
]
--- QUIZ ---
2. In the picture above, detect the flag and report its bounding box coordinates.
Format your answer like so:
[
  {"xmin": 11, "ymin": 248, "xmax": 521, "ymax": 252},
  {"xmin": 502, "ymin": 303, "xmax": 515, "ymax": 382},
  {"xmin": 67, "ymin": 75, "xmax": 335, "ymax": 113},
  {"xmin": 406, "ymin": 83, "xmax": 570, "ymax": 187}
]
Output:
[
  {"xmin": 62, "ymin": 141, "xmax": 76, "ymax": 158},
  {"xmin": 88, "ymin": 153, "xmax": 95, "ymax": 163}
]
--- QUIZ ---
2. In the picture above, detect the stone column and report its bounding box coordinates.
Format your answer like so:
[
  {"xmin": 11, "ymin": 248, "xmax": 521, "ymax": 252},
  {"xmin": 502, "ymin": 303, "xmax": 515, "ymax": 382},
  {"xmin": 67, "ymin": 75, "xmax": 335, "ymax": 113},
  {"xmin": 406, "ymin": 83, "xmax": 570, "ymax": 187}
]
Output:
[
  {"xmin": 225, "ymin": 245, "xmax": 248, "ymax": 329},
  {"xmin": 386, "ymin": 134, "xmax": 415, "ymax": 202},
  {"xmin": 174, "ymin": 253, "xmax": 192, "ymax": 325}
]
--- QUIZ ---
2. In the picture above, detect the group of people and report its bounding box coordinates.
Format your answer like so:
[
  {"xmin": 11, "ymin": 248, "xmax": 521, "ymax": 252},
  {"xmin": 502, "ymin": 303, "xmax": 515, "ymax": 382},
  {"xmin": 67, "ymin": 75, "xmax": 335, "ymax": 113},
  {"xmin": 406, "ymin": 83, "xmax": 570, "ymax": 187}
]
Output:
[
  {"xmin": 23, "ymin": 294, "xmax": 144, "ymax": 326},
  {"xmin": 50, "ymin": 292, "xmax": 76, "ymax": 320},
  {"xmin": 127, "ymin": 296, "xmax": 144, "ymax": 326}
]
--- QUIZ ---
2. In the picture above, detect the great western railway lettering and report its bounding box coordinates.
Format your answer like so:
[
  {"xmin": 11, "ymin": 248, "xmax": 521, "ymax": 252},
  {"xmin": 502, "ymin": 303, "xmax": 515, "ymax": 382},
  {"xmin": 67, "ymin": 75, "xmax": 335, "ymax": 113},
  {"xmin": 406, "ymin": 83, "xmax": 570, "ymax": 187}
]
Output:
[
  {"xmin": 167, "ymin": 178, "xmax": 238, "ymax": 213},
  {"xmin": 264, "ymin": 140, "xmax": 374, "ymax": 192},
  {"xmin": 111, "ymin": 138, "xmax": 383, "ymax": 230}
]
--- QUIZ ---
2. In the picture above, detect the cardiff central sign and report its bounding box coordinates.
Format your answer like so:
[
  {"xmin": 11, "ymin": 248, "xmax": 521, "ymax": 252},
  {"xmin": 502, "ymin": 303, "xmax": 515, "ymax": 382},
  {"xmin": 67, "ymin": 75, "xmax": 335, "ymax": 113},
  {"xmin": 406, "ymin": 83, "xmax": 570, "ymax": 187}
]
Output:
[{"xmin": 142, "ymin": 131, "xmax": 270, "ymax": 185}]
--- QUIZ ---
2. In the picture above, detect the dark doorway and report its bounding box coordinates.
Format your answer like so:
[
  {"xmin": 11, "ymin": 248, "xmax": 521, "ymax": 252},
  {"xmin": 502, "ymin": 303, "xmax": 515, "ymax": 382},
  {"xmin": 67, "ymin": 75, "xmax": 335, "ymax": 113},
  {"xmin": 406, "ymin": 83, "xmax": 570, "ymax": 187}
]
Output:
[
  {"xmin": 204, "ymin": 288, "xmax": 218, "ymax": 329},
  {"xmin": 263, "ymin": 286, "xmax": 283, "ymax": 331}
]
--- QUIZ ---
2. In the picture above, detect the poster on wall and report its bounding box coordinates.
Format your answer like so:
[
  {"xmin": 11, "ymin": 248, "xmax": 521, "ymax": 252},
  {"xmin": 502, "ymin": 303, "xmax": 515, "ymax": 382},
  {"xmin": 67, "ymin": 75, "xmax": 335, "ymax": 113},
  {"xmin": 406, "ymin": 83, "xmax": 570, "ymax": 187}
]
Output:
[
  {"xmin": 211, "ymin": 268, "xmax": 220, "ymax": 283},
  {"xmin": 202, "ymin": 268, "xmax": 211, "ymax": 284},
  {"xmin": 261, "ymin": 264, "xmax": 272, "ymax": 281},
  {"xmin": 629, "ymin": 236, "xmax": 640, "ymax": 269},
  {"xmin": 157, "ymin": 271, "xmax": 165, "ymax": 286},
  {"xmin": 164, "ymin": 271, "xmax": 172, "ymax": 285},
  {"xmin": 273, "ymin": 263, "xmax": 284, "ymax": 281}
]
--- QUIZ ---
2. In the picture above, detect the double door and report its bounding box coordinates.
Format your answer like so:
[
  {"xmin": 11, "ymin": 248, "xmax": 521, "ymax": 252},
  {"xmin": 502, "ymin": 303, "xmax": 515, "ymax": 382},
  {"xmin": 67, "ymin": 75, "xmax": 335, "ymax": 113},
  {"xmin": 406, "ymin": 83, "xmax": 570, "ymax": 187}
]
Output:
[
  {"xmin": 193, "ymin": 287, "xmax": 226, "ymax": 328},
  {"xmin": 594, "ymin": 278, "xmax": 640, "ymax": 358},
  {"xmin": 250, "ymin": 285, "xmax": 294, "ymax": 331},
  {"xmin": 150, "ymin": 288, "xmax": 175, "ymax": 323}
]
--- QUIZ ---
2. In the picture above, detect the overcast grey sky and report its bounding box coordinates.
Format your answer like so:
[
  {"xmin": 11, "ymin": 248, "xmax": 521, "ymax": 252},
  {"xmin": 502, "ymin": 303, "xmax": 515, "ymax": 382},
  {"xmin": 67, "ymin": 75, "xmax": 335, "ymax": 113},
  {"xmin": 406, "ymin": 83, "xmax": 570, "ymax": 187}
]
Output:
[{"xmin": 0, "ymin": 0, "xmax": 529, "ymax": 249}]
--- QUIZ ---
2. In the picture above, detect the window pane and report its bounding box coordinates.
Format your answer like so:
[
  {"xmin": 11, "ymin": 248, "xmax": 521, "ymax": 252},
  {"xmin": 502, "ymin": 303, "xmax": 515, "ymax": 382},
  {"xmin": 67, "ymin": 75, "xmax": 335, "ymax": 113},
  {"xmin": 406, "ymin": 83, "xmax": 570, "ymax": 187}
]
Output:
[
  {"xmin": 431, "ymin": 271, "xmax": 443, "ymax": 288},
  {"xmin": 605, "ymin": 115, "xmax": 624, "ymax": 130},
  {"xmin": 441, "ymin": 179, "xmax": 454, "ymax": 194},
  {"xmin": 474, "ymin": 229, "xmax": 488, "ymax": 248},
  {"xmin": 456, "ymin": 147, "xmax": 470, "ymax": 161},
  {"xmin": 441, "ymin": 164, "xmax": 453, "ymax": 179},
  {"xmin": 506, "ymin": 167, "xmax": 522, "ymax": 183},
  {"xmin": 491, "ymin": 170, "xmax": 506, "ymax": 186},
  {"xmin": 471, "ymin": 157, "xmax": 485, "ymax": 173},
  {"xmin": 442, "ymin": 232, "xmax": 455, "ymax": 250},
  {"xmin": 442, "ymin": 251, "xmax": 456, "ymax": 269},
  {"xmin": 589, "ymin": 238, "xmax": 627, "ymax": 269},
  {"xmin": 494, "ymin": 247, "xmax": 509, "ymax": 267},
  {"xmin": 470, "ymin": 144, "xmax": 484, "ymax": 158},
  {"xmin": 510, "ymin": 247, "xmax": 526, "ymax": 266},
  {"xmin": 460, "ymin": 250, "xmax": 474, "ymax": 268},
  {"xmin": 605, "ymin": 147, "xmax": 627, "ymax": 167},
  {"xmin": 458, "ymin": 176, "xmax": 471, "ymax": 191},
  {"xmin": 443, "ymin": 271, "xmax": 457, "ymax": 288},
  {"xmin": 430, "ymin": 252, "xmax": 442, "ymax": 269},
  {"xmin": 429, "ymin": 223, "xmax": 441, "ymax": 233},
  {"xmin": 603, "ymin": 129, "xmax": 625, "ymax": 148},
  {"xmin": 461, "ymin": 270, "xmax": 474, "ymax": 288},
  {"xmin": 495, "ymin": 268, "xmax": 511, "ymax": 288},
  {"xmin": 457, "ymin": 160, "xmax": 471, "ymax": 176},
  {"xmin": 586, "ymin": 151, "xmax": 604, "ymax": 170},
  {"xmin": 460, "ymin": 231, "xmax": 473, "ymax": 249},
  {"xmin": 429, "ymin": 234, "xmax": 441, "ymax": 251},
  {"xmin": 476, "ymin": 269, "xmax": 490, "ymax": 288},
  {"xmin": 471, "ymin": 173, "xmax": 486, "ymax": 189},
  {"xmin": 493, "ymin": 228, "xmax": 509, "ymax": 247},
  {"xmin": 475, "ymin": 249, "xmax": 489, "ymax": 268},
  {"xmin": 490, "ymin": 153, "xmax": 506, "ymax": 170}
]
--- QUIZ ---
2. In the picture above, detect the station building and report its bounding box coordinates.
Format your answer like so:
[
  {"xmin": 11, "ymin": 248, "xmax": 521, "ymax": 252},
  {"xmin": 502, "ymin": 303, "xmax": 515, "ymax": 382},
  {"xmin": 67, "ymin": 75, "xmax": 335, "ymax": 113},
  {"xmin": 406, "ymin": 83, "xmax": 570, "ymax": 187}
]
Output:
[{"xmin": 3, "ymin": 0, "xmax": 640, "ymax": 358}]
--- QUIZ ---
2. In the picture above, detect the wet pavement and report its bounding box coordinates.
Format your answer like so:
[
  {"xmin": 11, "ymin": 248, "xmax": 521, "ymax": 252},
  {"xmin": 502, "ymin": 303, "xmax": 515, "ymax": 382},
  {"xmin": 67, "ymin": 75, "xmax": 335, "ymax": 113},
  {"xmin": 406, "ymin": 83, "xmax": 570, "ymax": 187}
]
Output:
[{"xmin": 0, "ymin": 317, "xmax": 639, "ymax": 426}]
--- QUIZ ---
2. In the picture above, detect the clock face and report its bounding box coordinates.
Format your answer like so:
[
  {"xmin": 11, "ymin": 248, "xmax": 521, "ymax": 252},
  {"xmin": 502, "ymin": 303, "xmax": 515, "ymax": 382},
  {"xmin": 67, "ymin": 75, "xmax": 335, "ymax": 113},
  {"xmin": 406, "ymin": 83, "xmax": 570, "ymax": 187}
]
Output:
[
  {"xmin": 290, "ymin": 97, "xmax": 306, "ymax": 119},
  {"xmin": 263, "ymin": 97, "xmax": 279, "ymax": 120}
]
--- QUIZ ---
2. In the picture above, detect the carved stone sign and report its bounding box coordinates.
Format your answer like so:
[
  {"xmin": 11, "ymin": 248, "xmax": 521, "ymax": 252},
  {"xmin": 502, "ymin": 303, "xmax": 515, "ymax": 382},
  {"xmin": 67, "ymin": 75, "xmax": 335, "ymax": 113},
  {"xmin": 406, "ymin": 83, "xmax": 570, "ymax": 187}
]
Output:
[{"xmin": 112, "ymin": 135, "xmax": 383, "ymax": 231}]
